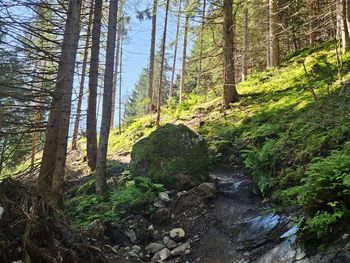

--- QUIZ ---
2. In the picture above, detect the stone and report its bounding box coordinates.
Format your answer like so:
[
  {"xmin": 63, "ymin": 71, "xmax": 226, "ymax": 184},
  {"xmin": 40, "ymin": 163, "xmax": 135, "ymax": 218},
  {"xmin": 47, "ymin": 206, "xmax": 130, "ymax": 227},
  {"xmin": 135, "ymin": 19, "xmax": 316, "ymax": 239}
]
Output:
[
  {"xmin": 159, "ymin": 248, "xmax": 170, "ymax": 260},
  {"xmin": 218, "ymin": 179, "xmax": 259, "ymax": 200},
  {"xmin": 87, "ymin": 219, "xmax": 104, "ymax": 240},
  {"xmin": 145, "ymin": 242, "xmax": 165, "ymax": 254},
  {"xmin": 158, "ymin": 192, "xmax": 171, "ymax": 203},
  {"xmin": 132, "ymin": 245, "xmax": 141, "ymax": 253},
  {"xmin": 170, "ymin": 241, "xmax": 191, "ymax": 256},
  {"xmin": 163, "ymin": 236, "xmax": 170, "ymax": 245},
  {"xmin": 124, "ymin": 229, "xmax": 137, "ymax": 243},
  {"xmin": 170, "ymin": 228, "xmax": 186, "ymax": 241},
  {"xmin": 128, "ymin": 251, "xmax": 139, "ymax": 258},
  {"xmin": 130, "ymin": 124, "xmax": 209, "ymax": 190},
  {"xmin": 195, "ymin": 183, "xmax": 217, "ymax": 199},
  {"xmin": 150, "ymin": 208, "xmax": 172, "ymax": 226},
  {"xmin": 236, "ymin": 213, "xmax": 280, "ymax": 249},
  {"xmin": 255, "ymin": 236, "xmax": 297, "ymax": 263},
  {"xmin": 151, "ymin": 252, "xmax": 160, "ymax": 262},
  {"xmin": 280, "ymin": 225, "xmax": 299, "ymax": 239},
  {"xmin": 0, "ymin": 206, "xmax": 4, "ymax": 220},
  {"xmin": 166, "ymin": 238, "xmax": 178, "ymax": 249}
]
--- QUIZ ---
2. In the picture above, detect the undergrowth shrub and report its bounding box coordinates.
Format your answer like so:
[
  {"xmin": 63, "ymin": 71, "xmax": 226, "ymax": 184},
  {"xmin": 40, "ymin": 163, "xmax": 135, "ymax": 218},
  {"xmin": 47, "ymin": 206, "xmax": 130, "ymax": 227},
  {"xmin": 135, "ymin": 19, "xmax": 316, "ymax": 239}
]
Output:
[
  {"xmin": 65, "ymin": 176, "xmax": 163, "ymax": 228},
  {"xmin": 242, "ymin": 139, "xmax": 281, "ymax": 193},
  {"xmin": 301, "ymin": 145, "xmax": 350, "ymax": 239}
]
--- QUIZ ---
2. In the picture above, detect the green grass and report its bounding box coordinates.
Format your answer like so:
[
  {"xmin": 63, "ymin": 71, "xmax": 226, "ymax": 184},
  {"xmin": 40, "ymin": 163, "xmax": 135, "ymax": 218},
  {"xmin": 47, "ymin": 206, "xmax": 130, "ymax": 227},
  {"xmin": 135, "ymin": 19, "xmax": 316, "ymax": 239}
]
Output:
[{"xmin": 101, "ymin": 43, "xmax": 350, "ymax": 241}]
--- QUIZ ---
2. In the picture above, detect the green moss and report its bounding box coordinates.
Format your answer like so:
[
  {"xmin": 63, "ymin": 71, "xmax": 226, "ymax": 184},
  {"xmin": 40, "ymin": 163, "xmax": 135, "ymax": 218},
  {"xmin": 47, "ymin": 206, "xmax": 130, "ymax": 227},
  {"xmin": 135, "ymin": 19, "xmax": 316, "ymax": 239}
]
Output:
[{"xmin": 130, "ymin": 123, "xmax": 209, "ymax": 190}]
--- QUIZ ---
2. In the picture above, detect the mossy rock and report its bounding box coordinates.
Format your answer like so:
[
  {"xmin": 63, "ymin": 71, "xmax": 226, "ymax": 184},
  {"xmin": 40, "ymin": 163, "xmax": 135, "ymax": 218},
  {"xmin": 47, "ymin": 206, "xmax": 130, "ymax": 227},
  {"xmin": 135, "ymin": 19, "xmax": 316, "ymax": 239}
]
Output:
[{"xmin": 130, "ymin": 123, "xmax": 209, "ymax": 190}]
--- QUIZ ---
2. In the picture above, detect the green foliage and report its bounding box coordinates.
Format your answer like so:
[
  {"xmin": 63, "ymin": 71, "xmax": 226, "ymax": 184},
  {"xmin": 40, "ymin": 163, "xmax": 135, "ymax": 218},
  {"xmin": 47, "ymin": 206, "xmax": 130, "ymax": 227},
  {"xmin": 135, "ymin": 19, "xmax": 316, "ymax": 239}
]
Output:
[
  {"xmin": 242, "ymin": 139, "xmax": 280, "ymax": 193},
  {"xmin": 65, "ymin": 176, "xmax": 162, "ymax": 228},
  {"xmin": 300, "ymin": 147, "xmax": 350, "ymax": 239},
  {"xmin": 95, "ymin": 43, "xmax": 350, "ymax": 241}
]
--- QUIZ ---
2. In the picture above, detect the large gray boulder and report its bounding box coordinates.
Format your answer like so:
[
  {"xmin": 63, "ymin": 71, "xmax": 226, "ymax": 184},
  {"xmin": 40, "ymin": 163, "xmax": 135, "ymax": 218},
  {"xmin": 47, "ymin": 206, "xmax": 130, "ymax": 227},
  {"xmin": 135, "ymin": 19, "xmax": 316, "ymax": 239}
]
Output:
[{"xmin": 130, "ymin": 124, "xmax": 209, "ymax": 190}]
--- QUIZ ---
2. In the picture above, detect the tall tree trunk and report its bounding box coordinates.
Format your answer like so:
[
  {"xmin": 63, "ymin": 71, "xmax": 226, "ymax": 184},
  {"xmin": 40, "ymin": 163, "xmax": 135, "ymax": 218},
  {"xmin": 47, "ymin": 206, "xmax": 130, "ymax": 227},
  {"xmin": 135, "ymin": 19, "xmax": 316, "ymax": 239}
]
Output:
[
  {"xmin": 309, "ymin": 0, "xmax": 316, "ymax": 47},
  {"xmin": 169, "ymin": 0, "xmax": 182, "ymax": 103},
  {"xmin": 86, "ymin": 0, "xmax": 102, "ymax": 171},
  {"xmin": 340, "ymin": 0, "xmax": 350, "ymax": 52},
  {"xmin": 111, "ymin": 0, "xmax": 123, "ymax": 128},
  {"xmin": 119, "ymin": 37, "xmax": 124, "ymax": 135},
  {"xmin": 31, "ymin": 111, "xmax": 41, "ymax": 169},
  {"xmin": 95, "ymin": 0, "xmax": 119, "ymax": 194},
  {"xmin": 39, "ymin": 0, "xmax": 82, "ymax": 207},
  {"xmin": 0, "ymin": 137, "xmax": 7, "ymax": 176},
  {"xmin": 196, "ymin": 0, "xmax": 206, "ymax": 90},
  {"xmin": 156, "ymin": 0, "xmax": 170, "ymax": 128},
  {"xmin": 146, "ymin": 0, "xmax": 158, "ymax": 113},
  {"xmin": 241, "ymin": 6, "xmax": 248, "ymax": 81},
  {"xmin": 72, "ymin": 0, "xmax": 94, "ymax": 150},
  {"xmin": 223, "ymin": 0, "xmax": 239, "ymax": 109},
  {"xmin": 179, "ymin": 0, "xmax": 189, "ymax": 103},
  {"xmin": 269, "ymin": 0, "xmax": 279, "ymax": 66}
]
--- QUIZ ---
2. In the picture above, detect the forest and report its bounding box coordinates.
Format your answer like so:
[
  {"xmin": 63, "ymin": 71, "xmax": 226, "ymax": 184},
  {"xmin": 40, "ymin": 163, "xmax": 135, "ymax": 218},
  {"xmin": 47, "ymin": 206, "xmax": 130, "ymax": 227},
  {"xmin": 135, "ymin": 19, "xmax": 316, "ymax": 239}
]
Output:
[{"xmin": 1, "ymin": 0, "xmax": 350, "ymax": 262}]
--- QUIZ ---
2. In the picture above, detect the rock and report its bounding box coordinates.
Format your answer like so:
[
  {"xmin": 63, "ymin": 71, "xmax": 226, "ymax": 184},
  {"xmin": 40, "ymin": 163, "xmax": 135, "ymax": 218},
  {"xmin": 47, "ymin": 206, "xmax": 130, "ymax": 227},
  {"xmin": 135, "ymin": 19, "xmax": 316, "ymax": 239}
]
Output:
[
  {"xmin": 151, "ymin": 252, "xmax": 161, "ymax": 262},
  {"xmin": 0, "ymin": 206, "xmax": 4, "ymax": 220},
  {"xmin": 148, "ymin": 225, "xmax": 154, "ymax": 231},
  {"xmin": 158, "ymin": 192, "xmax": 171, "ymax": 203},
  {"xmin": 150, "ymin": 208, "xmax": 172, "ymax": 226},
  {"xmin": 159, "ymin": 248, "xmax": 171, "ymax": 260},
  {"xmin": 163, "ymin": 236, "xmax": 170, "ymax": 245},
  {"xmin": 153, "ymin": 201, "xmax": 164, "ymax": 208},
  {"xmin": 255, "ymin": 236, "xmax": 297, "ymax": 263},
  {"xmin": 218, "ymin": 179, "xmax": 259, "ymax": 200},
  {"xmin": 280, "ymin": 225, "xmax": 299, "ymax": 239},
  {"xmin": 130, "ymin": 124, "xmax": 209, "ymax": 190},
  {"xmin": 170, "ymin": 241, "xmax": 191, "ymax": 256},
  {"xmin": 132, "ymin": 245, "xmax": 141, "ymax": 253},
  {"xmin": 170, "ymin": 228, "xmax": 186, "ymax": 242},
  {"xmin": 163, "ymin": 236, "xmax": 178, "ymax": 249},
  {"xmin": 145, "ymin": 242, "xmax": 165, "ymax": 254},
  {"xmin": 87, "ymin": 219, "xmax": 104, "ymax": 240},
  {"xmin": 236, "ymin": 213, "xmax": 280, "ymax": 249},
  {"xmin": 128, "ymin": 251, "xmax": 139, "ymax": 258},
  {"xmin": 124, "ymin": 229, "xmax": 137, "ymax": 243},
  {"xmin": 195, "ymin": 182, "xmax": 217, "ymax": 199}
]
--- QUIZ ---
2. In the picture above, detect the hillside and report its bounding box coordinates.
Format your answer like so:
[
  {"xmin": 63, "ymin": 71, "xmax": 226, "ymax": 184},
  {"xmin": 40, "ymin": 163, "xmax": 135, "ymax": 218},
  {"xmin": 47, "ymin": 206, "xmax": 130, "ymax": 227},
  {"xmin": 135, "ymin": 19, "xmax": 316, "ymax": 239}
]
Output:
[{"xmin": 65, "ymin": 44, "xmax": 350, "ymax": 245}]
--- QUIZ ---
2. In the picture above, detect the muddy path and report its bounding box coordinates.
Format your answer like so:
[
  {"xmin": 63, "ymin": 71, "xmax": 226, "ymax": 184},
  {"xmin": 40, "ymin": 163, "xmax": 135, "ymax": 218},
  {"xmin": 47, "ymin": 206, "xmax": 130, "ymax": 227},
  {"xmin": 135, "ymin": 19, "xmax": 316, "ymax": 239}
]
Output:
[{"xmin": 182, "ymin": 170, "xmax": 283, "ymax": 263}]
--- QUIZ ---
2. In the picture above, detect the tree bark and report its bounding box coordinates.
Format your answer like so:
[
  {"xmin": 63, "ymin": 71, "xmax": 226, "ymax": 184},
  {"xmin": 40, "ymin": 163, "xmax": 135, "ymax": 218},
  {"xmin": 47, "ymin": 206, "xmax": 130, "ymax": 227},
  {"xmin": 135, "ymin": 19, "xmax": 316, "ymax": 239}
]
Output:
[
  {"xmin": 269, "ymin": 0, "xmax": 279, "ymax": 66},
  {"xmin": 119, "ymin": 37, "xmax": 124, "ymax": 135},
  {"xmin": 223, "ymin": 0, "xmax": 239, "ymax": 109},
  {"xmin": 156, "ymin": 0, "xmax": 170, "ymax": 127},
  {"xmin": 111, "ymin": 1, "xmax": 123, "ymax": 128},
  {"xmin": 196, "ymin": 0, "xmax": 206, "ymax": 90},
  {"xmin": 179, "ymin": 0, "xmax": 189, "ymax": 103},
  {"xmin": 39, "ymin": 0, "xmax": 81, "ymax": 207},
  {"xmin": 309, "ymin": 0, "xmax": 316, "ymax": 47},
  {"xmin": 86, "ymin": 0, "xmax": 102, "ymax": 171},
  {"xmin": 72, "ymin": 0, "xmax": 94, "ymax": 150},
  {"xmin": 241, "ymin": 6, "xmax": 248, "ymax": 81},
  {"xmin": 169, "ymin": 0, "xmax": 182, "ymax": 103},
  {"xmin": 340, "ymin": 0, "xmax": 350, "ymax": 52},
  {"xmin": 95, "ymin": 0, "xmax": 119, "ymax": 194},
  {"xmin": 146, "ymin": 0, "xmax": 158, "ymax": 113}
]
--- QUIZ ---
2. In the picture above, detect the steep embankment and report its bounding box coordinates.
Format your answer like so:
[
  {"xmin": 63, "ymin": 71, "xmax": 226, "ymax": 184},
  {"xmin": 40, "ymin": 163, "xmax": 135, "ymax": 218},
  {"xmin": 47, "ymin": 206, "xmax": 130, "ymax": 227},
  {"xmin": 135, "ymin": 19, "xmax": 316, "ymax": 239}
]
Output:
[{"xmin": 67, "ymin": 43, "xmax": 350, "ymax": 249}]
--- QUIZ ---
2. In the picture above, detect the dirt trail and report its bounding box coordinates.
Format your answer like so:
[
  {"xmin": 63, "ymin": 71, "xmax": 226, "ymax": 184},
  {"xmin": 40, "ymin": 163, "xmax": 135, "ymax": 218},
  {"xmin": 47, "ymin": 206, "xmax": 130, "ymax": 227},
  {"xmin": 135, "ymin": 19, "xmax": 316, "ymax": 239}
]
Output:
[{"xmin": 186, "ymin": 170, "xmax": 279, "ymax": 263}]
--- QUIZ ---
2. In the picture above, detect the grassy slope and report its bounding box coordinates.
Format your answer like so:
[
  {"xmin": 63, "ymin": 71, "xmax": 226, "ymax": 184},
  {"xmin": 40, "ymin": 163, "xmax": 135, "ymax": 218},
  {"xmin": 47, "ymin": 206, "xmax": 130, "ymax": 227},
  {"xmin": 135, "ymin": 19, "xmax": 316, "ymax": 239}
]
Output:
[
  {"xmin": 6, "ymin": 44, "xmax": 348, "ymax": 240},
  {"xmin": 94, "ymin": 44, "xmax": 350, "ymax": 241}
]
